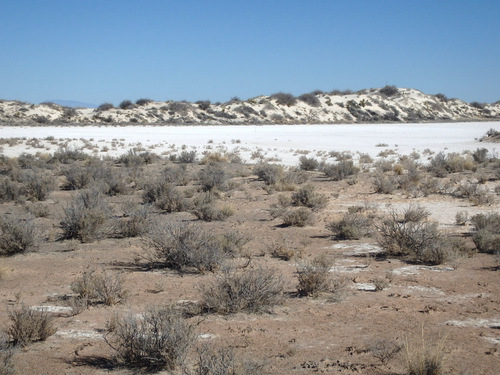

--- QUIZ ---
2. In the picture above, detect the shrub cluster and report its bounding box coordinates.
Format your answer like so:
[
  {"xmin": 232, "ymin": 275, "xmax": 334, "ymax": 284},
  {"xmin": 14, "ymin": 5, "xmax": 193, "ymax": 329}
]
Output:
[
  {"xmin": 7, "ymin": 305, "xmax": 56, "ymax": 347},
  {"xmin": 71, "ymin": 269, "xmax": 127, "ymax": 307},
  {"xmin": 0, "ymin": 215, "xmax": 38, "ymax": 256},
  {"xmin": 326, "ymin": 212, "xmax": 373, "ymax": 240},
  {"xmin": 471, "ymin": 212, "xmax": 500, "ymax": 253}
]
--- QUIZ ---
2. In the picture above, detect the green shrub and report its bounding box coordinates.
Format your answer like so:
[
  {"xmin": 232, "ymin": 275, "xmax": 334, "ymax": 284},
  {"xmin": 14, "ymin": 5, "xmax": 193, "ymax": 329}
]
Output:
[
  {"xmin": 8, "ymin": 305, "xmax": 56, "ymax": 347},
  {"xmin": 200, "ymin": 267, "xmax": 285, "ymax": 314},
  {"xmin": 105, "ymin": 306, "xmax": 195, "ymax": 371},
  {"xmin": 0, "ymin": 215, "xmax": 38, "ymax": 256}
]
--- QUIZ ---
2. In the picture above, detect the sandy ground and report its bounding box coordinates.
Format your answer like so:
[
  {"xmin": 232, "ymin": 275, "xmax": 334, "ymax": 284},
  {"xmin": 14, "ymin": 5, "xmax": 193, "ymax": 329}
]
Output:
[{"xmin": 1, "ymin": 122, "xmax": 499, "ymax": 165}]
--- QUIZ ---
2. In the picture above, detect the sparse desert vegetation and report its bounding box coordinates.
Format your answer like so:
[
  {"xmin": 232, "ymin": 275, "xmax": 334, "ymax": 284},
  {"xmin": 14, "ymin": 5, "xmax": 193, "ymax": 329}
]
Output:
[{"xmin": 0, "ymin": 126, "xmax": 499, "ymax": 375}]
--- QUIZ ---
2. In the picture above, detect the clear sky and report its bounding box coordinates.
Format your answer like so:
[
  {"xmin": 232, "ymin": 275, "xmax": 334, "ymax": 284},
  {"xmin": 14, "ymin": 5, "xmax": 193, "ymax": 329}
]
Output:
[{"xmin": 1, "ymin": 0, "xmax": 499, "ymax": 106}]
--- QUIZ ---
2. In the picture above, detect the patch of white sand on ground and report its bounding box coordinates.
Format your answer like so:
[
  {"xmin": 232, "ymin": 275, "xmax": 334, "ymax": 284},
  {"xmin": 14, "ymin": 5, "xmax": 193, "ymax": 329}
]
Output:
[
  {"xmin": 446, "ymin": 318, "xmax": 500, "ymax": 328},
  {"xmin": 1, "ymin": 122, "xmax": 499, "ymax": 165}
]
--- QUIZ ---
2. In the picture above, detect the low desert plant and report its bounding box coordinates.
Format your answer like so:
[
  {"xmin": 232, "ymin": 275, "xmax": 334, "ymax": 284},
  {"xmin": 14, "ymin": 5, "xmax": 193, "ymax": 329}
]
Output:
[
  {"xmin": 105, "ymin": 306, "xmax": 195, "ymax": 371},
  {"xmin": 198, "ymin": 163, "xmax": 229, "ymax": 191},
  {"xmin": 270, "ymin": 92, "xmax": 297, "ymax": 106},
  {"xmin": 296, "ymin": 256, "xmax": 332, "ymax": 297},
  {"xmin": 373, "ymin": 173, "xmax": 399, "ymax": 194},
  {"xmin": 118, "ymin": 100, "xmax": 134, "ymax": 110},
  {"xmin": 254, "ymin": 162, "xmax": 284, "ymax": 185},
  {"xmin": 191, "ymin": 193, "xmax": 234, "ymax": 222},
  {"xmin": 71, "ymin": 269, "xmax": 127, "ymax": 307},
  {"xmin": 326, "ymin": 212, "xmax": 373, "ymax": 240},
  {"xmin": 19, "ymin": 169, "xmax": 55, "ymax": 201},
  {"xmin": 282, "ymin": 207, "xmax": 314, "ymax": 227},
  {"xmin": 143, "ymin": 221, "xmax": 226, "ymax": 272},
  {"xmin": 403, "ymin": 328, "xmax": 446, "ymax": 375},
  {"xmin": 96, "ymin": 103, "xmax": 114, "ymax": 111},
  {"xmin": 177, "ymin": 150, "xmax": 197, "ymax": 164},
  {"xmin": 118, "ymin": 202, "xmax": 153, "ymax": 237},
  {"xmin": 322, "ymin": 160, "xmax": 358, "ymax": 181},
  {"xmin": 298, "ymin": 93, "xmax": 321, "ymax": 107},
  {"xmin": 142, "ymin": 179, "xmax": 186, "ymax": 212},
  {"xmin": 60, "ymin": 188, "xmax": 112, "ymax": 243},
  {"xmin": 368, "ymin": 339, "xmax": 401, "ymax": 366},
  {"xmin": 455, "ymin": 210, "xmax": 469, "ymax": 226},
  {"xmin": 470, "ymin": 212, "xmax": 500, "ymax": 253},
  {"xmin": 298, "ymin": 156, "xmax": 319, "ymax": 171},
  {"xmin": 0, "ymin": 215, "xmax": 38, "ymax": 256},
  {"xmin": 199, "ymin": 266, "xmax": 285, "ymax": 314},
  {"xmin": 402, "ymin": 204, "xmax": 430, "ymax": 223},
  {"xmin": 0, "ymin": 333, "xmax": 15, "ymax": 375},
  {"xmin": 291, "ymin": 185, "xmax": 328, "ymax": 211},
  {"xmin": 8, "ymin": 305, "xmax": 56, "ymax": 347},
  {"xmin": 379, "ymin": 85, "xmax": 399, "ymax": 97}
]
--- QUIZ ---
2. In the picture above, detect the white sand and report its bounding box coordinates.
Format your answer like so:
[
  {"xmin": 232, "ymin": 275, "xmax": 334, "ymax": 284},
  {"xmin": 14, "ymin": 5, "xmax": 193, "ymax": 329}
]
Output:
[{"xmin": 1, "ymin": 122, "xmax": 499, "ymax": 165}]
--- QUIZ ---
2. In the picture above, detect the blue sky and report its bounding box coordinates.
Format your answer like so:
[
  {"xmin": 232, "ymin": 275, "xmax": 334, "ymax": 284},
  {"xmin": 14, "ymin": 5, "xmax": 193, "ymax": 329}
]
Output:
[{"xmin": 1, "ymin": 0, "xmax": 499, "ymax": 105}]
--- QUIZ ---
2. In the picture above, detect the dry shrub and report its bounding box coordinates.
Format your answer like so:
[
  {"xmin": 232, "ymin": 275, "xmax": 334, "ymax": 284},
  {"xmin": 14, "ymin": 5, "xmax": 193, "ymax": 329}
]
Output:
[
  {"xmin": 191, "ymin": 193, "xmax": 234, "ymax": 222},
  {"xmin": 60, "ymin": 188, "xmax": 112, "ymax": 243},
  {"xmin": 143, "ymin": 221, "xmax": 227, "ymax": 272},
  {"xmin": 471, "ymin": 212, "xmax": 500, "ymax": 253},
  {"xmin": 70, "ymin": 269, "xmax": 127, "ymax": 307},
  {"xmin": 8, "ymin": 305, "xmax": 56, "ymax": 347},
  {"xmin": 118, "ymin": 202, "xmax": 153, "ymax": 237},
  {"xmin": 298, "ymin": 156, "xmax": 319, "ymax": 171},
  {"xmin": 0, "ymin": 177, "xmax": 25, "ymax": 203},
  {"xmin": 403, "ymin": 329, "xmax": 446, "ymax": 375},
  {"xmin": 268, "ymin": 239, "xmax": 301, "ymax": 261},
  {"xmin": 142, "ymin": 179, "xmax": 187, "ymax": 212},
  {"xmin": 373, "ymin": 173, "xmax": 399, "ymax": 194},
  {"xmin": 188, "ymin": 344, "xmax": 266, "ymax": 375},
  {"xmin": 105, "ymin": 306, "xmax": 195, "ymax": 371},
  {"xmin": 402, "ymin": 204, "xmax": 430, "ymax": 223},
  {"xmin": 291, "ymin": 185, "xmax": 328, "ymax": 211},
  {"xmin": 455, "ymin": 210, "xmax": 469, "ymax": 226},
  {"xmin": 326, "ymin": 212, "xmax": 373, "ymax": 240},
  {"xmin": 296, "ymin": 256, "xmax": 332, "ymax": 297},
  {"xmin": 200, "ymin": 267, "xmax": 285, "ymax": 314},
  {"xmin": 368, "ymin": 339, "xmax": 401, "ymax": 366},
  {"xmin": 0, "ymin": 215, "xmax": 38, "ymax": 256},
  {"xmin": 254, "ymin": 162, "xmax": 284, "ymax": 185},
  {"xmin": 198, "ymin": 163, "xmax": 229, "ymax": 192},
  {"xmin": 322, "ymin": 160, "xmax": 358, "ymax": 181},
  {"xmin": 377, "ymin": 210, "xmax": 460, "ymax": 265},
  {"xmin": 0, "ymin": 333, "xmax": 15, "ymax": 375},
  {"xmin": 19, "ymin": 169, "xmax": 55, "ymax": 201},
  {"xmin": 282, "ymin": 207, "xmax": 314, "ymax": 227}
]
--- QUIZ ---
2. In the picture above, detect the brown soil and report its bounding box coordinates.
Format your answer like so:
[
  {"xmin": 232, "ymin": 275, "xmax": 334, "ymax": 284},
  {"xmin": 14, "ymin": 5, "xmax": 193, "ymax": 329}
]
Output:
[{"xmin": 0, "ymin": 156, "xmax": 499, "ymax": 375}]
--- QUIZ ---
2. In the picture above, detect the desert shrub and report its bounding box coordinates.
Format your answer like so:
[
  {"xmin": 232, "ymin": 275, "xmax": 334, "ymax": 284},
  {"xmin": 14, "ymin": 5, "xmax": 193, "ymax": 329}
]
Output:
[
  {"xmin": 472, "ymin": 147, "xmax": 489, "ymax": 164},
  {"xmin": 142, "ymin": 179, "xmax": 186, "ymax": 212},
  {"xmin": 298, "ymin": 93, "xmax": 320, "ymax": 107},
  {"xmin": 427, "ymin": 152, "xmax": 448, "ymax": 177},
  {"xmin": 268, "ymin": 194, "xmax": 292, "ymax": 220},
  {"xmin": 178, "ymin": 150, "xmax": 197, "ymax": 164},
  {"xmin": 199, "ymin": 266, "xmax": 285, "ymax": 314},
  {"xmin": 188, "ymin": 344, "xmax": 266, "ymax": 375},
  {"xmin": 213, "ymin": 231, "xmax": 250, "ymax": 257},
  {"xmin": 135, "ymin": 98, "xmax": 153, "ymax": 106},
  {"xmin": 117, "ymin": 149, "xmax": 160, "ymax": 166},
  {"xmin": 162, "ymin": 164, "xmax": 190, "ymax": 185},
  {"xmin": 143, "ymin": 221, "xmax": 226, "ymax": 272},
  {"xmin": 198, "ymin": 163, "xmax": 228, "ymax": 191},
  {"xmin": 282, "ymin": 207, "xmax": 314, "ymax": 227},
  {"xmin": 196, "ymin": 100, "xmax": 211, "ymax": 110},
  {"xmin": 290, "ymin": 185, "xmax": 328, "ymax": 211},
  {"xmin": 377, "ymin": 211, "xmax": 456, "ymax": 264},
  {"xmin": 62, "ymin": 164, "xmax": 93, "ymax": 190},
  {"xmin": 368, "ymin": 339, "xmax": 401, "ymax": 366},
  {"xmin": 379, "ymin": 85, "xmax": 399, "ymax": 97},
  {"xmin": 445, "ymin": 153, "xmax": 476, "ymax": 173},
  {"xmin": 0, "ymin": 176, "xmax": 25, "ymax": 202},
  {"xmin": 455, "ymin": 210, "xmax": 469, "ymax": 226},
  {"xmin": 403, "ymin": 329, "xmax": 446, "ymax": 375},
  {"xmin": 454, "ymin": 182, "xmax": 495, "ymax": 205},
  {"xmin": 254, "ymin": 162, "xmax": 284, "ymax": 185},
  {"xmin": 119, "ymin": 100, "xmax": 134, "ymax": 110},
  {"xmin": 71, "ymin": 269, "xmax": 127, "ymax": 307},
  {"xmin": 373, "ymin": 173, "xmax": 399, "ymax": 194},
  {"xmin": 270, "ymin": 92, "xmax": 297, "ymax": 106},
  {"xmin": 470, "ymin": 212, "xmax": 500, "ymax": 253},
  {"xmin": 326, "ymin": 213, "xmax": 373, "ymax": 240},
  {"xmin": 296, "ymin": 256, "xmax": 332, "ymax": 297},
  {"xmin": 0, "ymin": 333, "xmax": 15, "ymax": 375},
  {"xmin": 298, "ymin": 156, "xmax": 319, "ymax": 171},
  {"xmin": 118, "ymin": 202, "xmax": 153, "ymax": 237},
  {"xmin": 50, "ymin": 146, "xmax": 89, "ymax": 164},
  {"xmin": 283, "ymin": 168, "xmax": 309, "ymax": 185},
  {"xmin": 105, "ymin": 306, "xmax": 195, "ymax": 371},
  {"xmin": 18, "ymin": 169, "xmax": 54, "ymax": 201},
  {"xmin": 96, "ymin": 103, "xmax": 114, "ymax": 111},
  {"xmin": 322, "ymin": 160, "xmax": 358, "ymax": 181},
  {"xmin": 267, "ymin": 239, "xmax": 300, "ymax": 261},
  {"xmin": 402, "ymin": 204, "xmax": 430, "ymax": 223},
  {"xmin": 60, "ymin": 188, "xmax": 112, "ymax": 243},
  {"xmin": 191, "ymin": 194, "xmax": 233, "ymax": 222},
  {"xmin": 8, "ymin": 305, "xmax": 56, "ymax": 347},
  {"xmin": 0, "ymin": 215, "xmax": 38, "ymax": 256}
]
